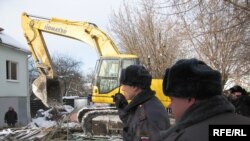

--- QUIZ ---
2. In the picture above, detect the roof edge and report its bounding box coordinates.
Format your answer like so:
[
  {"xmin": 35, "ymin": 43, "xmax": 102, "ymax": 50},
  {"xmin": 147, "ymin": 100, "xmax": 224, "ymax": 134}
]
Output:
[{"xmin": 0, "ymin": 42, "xmax": 30, "ymax": 54}]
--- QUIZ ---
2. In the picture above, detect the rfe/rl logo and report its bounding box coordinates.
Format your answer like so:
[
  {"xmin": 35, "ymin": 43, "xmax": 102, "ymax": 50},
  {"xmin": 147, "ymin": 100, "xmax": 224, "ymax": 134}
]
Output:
[
  {"xmin": 209, "ymin": 125, "xmax": 250, "ymax": 141},
  {"xmin": 213, "ymin": 129, "xmax": 247, "ymax": 136}
]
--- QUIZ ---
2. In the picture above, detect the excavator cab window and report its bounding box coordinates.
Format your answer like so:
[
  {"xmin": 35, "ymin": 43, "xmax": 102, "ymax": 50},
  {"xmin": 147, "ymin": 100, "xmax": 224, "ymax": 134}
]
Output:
[
  {"xmin": 122, "ymin": 59, "xmax": 139, "ymax": 69},
  {"xmin": 97, "ymin": 59, "xmax": 119, "ymax": 94},
  {"xmin": 95, "ymin": 58, "xmax": 139, "ymax": 94}
]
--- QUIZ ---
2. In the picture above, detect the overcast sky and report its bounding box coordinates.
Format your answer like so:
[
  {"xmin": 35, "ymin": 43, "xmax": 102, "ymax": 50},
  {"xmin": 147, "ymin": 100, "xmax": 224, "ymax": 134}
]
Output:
[{"xmin": 0, "ymin": 0, "xmax": 124, "ymax": 73}]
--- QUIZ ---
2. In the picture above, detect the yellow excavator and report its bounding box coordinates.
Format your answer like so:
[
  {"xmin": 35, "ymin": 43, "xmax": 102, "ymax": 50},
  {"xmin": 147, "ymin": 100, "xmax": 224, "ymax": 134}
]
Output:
[{"xmin": 21, "ymin": 12, "xmax": 170, "ymax": 135}]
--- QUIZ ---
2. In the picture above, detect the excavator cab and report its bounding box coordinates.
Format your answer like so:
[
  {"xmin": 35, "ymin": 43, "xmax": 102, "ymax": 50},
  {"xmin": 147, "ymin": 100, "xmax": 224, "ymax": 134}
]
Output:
[{"xmin": 92, "ymin": 57, "xmax": 139, "ymax": 103}]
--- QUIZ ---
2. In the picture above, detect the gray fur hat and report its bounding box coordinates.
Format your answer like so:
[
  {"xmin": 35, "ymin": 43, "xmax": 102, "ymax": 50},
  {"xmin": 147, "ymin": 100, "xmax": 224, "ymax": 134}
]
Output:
[{"xmin": 163, "ymin": 58, "xmax": 222, "ymax": 99}]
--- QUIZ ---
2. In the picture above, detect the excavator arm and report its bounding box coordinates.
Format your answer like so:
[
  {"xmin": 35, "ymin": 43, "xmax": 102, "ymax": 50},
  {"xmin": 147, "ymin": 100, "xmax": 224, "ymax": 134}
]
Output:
[
  {"xmin": 22, "ymin": 12, "xmax": 120, "ymax": 79},
  {"xmin": 21, "ymin": 12, "xmax": 128, "ymax": 107}
]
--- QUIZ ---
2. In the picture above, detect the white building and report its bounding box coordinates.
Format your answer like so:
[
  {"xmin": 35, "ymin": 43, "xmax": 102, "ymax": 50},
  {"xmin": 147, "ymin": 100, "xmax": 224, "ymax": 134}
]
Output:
[{"xmin": 0, "ymin": 28, "xmax": 31, "ymax": 127}]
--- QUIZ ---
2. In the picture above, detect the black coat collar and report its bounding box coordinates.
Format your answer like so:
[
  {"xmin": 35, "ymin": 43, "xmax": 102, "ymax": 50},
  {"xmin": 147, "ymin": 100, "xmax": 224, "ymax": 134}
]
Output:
[{"xmin": 124, "ymin": 89, "xmax": 155, "ymax": 112}]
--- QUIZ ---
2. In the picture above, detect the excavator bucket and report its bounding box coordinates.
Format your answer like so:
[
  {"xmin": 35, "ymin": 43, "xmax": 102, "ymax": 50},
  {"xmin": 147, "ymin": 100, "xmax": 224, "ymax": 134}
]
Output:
[{"xmin": 32, "ymin": 75, "xmax": 63, "ymax": 108}]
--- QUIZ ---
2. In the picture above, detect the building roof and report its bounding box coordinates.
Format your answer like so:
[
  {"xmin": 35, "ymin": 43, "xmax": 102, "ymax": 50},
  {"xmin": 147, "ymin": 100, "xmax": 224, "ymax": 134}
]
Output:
[{"xmin": 0, "ymin": 30, "xmax": 30, "ymax": 54}]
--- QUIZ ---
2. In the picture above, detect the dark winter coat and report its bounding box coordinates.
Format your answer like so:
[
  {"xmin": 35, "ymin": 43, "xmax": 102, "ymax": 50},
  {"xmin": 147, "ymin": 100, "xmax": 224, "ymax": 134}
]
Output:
[
  {"xmin": 118, "ymin": 90, "xmax": 170, "ymax": 141},
  {"xmin": 159, "ymin": 95, "xmax": 250, "ymax": 141},
  {"xmin": 4, "ymin": 109, "xmax": 18, "ymax": 124}
]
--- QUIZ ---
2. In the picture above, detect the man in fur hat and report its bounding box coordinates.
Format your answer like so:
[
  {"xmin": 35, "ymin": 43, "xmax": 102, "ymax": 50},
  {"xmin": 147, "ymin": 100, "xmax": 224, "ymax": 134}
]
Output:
[
  {"xmin": 114, "ymin": 65, "xmax": 170, "ymax": 141},
  {"xmin": 159, "ymin": 58, "xmax": 250, "ymax": 141},
  {"xmin": 228, "ymin": 85, "xmax": 250, "ymax": 117}
]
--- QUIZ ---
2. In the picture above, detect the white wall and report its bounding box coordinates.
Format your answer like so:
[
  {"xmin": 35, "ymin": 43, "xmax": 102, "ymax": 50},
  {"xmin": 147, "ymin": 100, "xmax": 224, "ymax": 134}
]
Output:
[{"xmin": 0, "ymin": 44, "xmax": 29, "ymax": 97}]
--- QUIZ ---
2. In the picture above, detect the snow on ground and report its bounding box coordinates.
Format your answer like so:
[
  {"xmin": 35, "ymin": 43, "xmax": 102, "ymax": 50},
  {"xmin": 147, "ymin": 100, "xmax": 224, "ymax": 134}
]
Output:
[
  {"xmin": 26, "ymin": 105, "xmax": 76, "ymax": 128},
  {"xmin": 63, "ymin": 96, "xmax": 79, "ymax": 99},
  {"xmin": 93, "ymin": 115, "xmax": 121, "ymax": 123},
  {"xmin": 63, "ymin": 105, "xmax": 74, "ymax": 113},
  {"xmin": 31, "ymin": 117, "xmax": 57, "ymax": 128},
  {"xmin": 0, "ymin": 128, "xmax": 13, "ymax": 135}
]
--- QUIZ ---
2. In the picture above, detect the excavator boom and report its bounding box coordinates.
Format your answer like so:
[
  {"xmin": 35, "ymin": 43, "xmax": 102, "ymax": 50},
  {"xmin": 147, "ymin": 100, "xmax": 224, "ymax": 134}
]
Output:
[
  {"xmin": 22, "ymin": 12, "xmax": 121, "ymax": 78},
  {"xmin": 21, "ymin": 12, "xmax": 134, "ymax": 107}
]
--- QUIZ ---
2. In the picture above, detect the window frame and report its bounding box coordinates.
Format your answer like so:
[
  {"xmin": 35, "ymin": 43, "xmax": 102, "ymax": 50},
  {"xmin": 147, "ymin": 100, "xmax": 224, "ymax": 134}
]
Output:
[{"xmin": 6, "ymin": 60, "xmax": 18, "ymax": 81}]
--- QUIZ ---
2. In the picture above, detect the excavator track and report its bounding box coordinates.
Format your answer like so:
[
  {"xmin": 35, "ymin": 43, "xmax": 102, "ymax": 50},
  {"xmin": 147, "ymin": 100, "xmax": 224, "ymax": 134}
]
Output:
[{"xmin": 77, "ymin": 107, "xmax": 123, "ymax": 137}]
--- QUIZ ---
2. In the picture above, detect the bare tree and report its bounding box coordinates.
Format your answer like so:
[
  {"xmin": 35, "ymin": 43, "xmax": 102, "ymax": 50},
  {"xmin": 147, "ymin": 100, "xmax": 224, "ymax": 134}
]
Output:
[
  {"xmin": 224, "ymin": 0, "xmax": 250, "ymax": 12},
  {"xmin": 223, "ymin": 0, "xmax": 250, "ymax": 81},
  {"xmin": 29, "ymin": 53, "xmax": 87, "ymax": 97},
  {"xmin": 52, "ymin": 54, "xmax": 86, "ymax": 96},
  {"xmin": 159, "ymin": 0, "xmax": 250, "ymax": 86},
  {"xmin": 110, "ymin": 0, "xmax": 183, "ymax": 78},
  {"xmin": 84, "ymin": 69, "xmax": 95, "ymax": 83}
]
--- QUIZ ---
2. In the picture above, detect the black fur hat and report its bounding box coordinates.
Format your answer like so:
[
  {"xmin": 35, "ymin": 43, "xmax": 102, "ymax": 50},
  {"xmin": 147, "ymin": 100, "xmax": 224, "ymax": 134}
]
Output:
[
  {"xmin": 163, "ymin": 58, "xmax": 222, "ymax": 99},
  {"xmin": 120, "ymin": 65, "xmax": 152, "ymax": 89},
  {"xmin": 229, "ymin": 85, "xmax": 247, "ymax": 95}
]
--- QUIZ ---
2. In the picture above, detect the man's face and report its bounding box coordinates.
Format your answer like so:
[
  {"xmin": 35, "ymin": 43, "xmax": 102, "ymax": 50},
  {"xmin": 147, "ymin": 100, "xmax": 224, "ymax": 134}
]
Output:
[
  {"xmin": 230, "ymin": 92, "xmax": 242, "ymax": 100},
  {"xmin": 169, "ymin": 96, "xmax": 195, "ymax": 120},
  {"xmin": 121, "ymin": 84, "xmax": 137, "ymax": 100},
  {"xmin": 233, "ymin": 92, "xmax": 242, "ymax": 96}
]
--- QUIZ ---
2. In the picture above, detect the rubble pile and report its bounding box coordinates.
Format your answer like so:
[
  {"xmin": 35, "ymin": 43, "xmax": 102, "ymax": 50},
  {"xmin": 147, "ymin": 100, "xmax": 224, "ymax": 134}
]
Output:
[
  {"xmin": 0, "ymin": 105, "xmax": 81, "ymax": 141},
  {"xmin": 0, "ymin": 105, "xmax": 123, "ymax": 140},
  {"xmin": 0, "ymin": 125, "xmax": 51, "ymax": 141}
]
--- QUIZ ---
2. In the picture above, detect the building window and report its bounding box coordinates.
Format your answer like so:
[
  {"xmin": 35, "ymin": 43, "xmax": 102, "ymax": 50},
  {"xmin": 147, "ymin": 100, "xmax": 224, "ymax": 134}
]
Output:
[{"xmin": 6, "ymin": 60, "xmax": 18, "ymax": 80}]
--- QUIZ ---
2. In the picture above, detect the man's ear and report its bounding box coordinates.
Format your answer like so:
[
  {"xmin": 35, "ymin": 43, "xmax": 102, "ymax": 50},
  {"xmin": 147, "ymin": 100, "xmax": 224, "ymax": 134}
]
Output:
[{"xmin": 132, "ymin": 86, "xmax": 140, "ymax": 93}]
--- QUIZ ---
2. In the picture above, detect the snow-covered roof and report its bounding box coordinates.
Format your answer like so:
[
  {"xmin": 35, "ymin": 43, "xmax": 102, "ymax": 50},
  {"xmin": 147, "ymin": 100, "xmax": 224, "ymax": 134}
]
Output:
[{"xmin": 0, "ymin": 31, "xmax": 30, "ymax": 54}]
